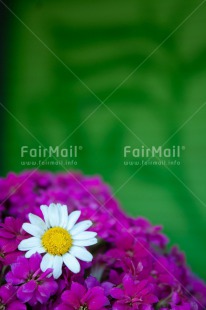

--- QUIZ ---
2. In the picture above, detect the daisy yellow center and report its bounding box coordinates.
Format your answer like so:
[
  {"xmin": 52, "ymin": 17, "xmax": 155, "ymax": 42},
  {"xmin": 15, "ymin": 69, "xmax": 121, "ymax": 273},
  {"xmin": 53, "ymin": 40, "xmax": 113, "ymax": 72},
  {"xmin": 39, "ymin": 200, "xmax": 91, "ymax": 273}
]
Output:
[{"xmin": 42, "ymin": 227, "xmax": 72, "ymax": 256}]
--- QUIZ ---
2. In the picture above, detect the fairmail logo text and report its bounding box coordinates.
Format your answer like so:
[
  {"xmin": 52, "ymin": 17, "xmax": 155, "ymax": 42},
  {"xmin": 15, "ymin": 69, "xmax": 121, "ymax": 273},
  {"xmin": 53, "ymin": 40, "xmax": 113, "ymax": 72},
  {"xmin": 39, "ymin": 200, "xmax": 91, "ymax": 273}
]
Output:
[{"xmin": 124, "ymin": 145, "xmax": 185, "ymax": 158}]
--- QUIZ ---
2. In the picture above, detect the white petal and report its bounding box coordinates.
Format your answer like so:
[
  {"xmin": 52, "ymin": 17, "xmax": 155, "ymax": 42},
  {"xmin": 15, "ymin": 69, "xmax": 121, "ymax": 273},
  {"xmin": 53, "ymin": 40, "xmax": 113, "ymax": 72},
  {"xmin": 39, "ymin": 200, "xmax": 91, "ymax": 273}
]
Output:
[
  {"xmin": 40, "ymin": 205, "xmax": 50, "ymax": 228},
  {"xmin": 25, "ymin": 246, "xmax": 46, "ymax": 258},
  {"xmin": 67, "ymin": 211, "xmax": 81, "ymax": 230},
  {"xmin": 69, "ymin": 246, "xmax": 93, "ymax": 262},
  {"xmin": 63, "ymin": 253, "xmax": 80, "ymax": 273},
  {"xmin": 70, "ymin": 220, "xmax": 92, "ymax": 236},
  {"xmin": 49, "ymin": 203, "xmax": 60, "ymax": 227},
  {"xmin": 28, "ymin": 213, "xmax": 47, "ymax": 231},
  {"xmin": 73, "ymin": 238, "xmax": 97, "ymax": 247},
  {"xmin": 22, "ymin": 223, "xmax": 44, "ymax": 237},
  {"xmin": 18, "ymin": 237, "xmax": 41, "ymax": 250},
  {"xmin": 59, "ymin": 204, "xmax": 68, "ymax": 228},
  {"xmin": 53, "ymin": 255, "xmax": 63, "ymax": 279},
  {"xmin": 41, "ymin": 253, "xmax": 54, "ymax": 272},
  {"xmin": 72, "ymin": 231, "xmax": 97, "ymax": 240}
]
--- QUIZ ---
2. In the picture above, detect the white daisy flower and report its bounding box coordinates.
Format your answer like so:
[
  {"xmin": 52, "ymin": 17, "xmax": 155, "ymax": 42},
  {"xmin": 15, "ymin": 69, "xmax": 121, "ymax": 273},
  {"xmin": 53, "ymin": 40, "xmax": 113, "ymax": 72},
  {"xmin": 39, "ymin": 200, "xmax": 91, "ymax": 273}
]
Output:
[{"xmin": 18, "ymin": 203, "xmax": 97, "ymax": 279}]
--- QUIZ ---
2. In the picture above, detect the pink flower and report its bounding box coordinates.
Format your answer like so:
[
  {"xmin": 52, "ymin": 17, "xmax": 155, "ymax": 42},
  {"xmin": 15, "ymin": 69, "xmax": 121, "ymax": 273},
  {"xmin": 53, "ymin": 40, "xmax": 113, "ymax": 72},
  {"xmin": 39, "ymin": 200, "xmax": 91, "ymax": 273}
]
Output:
[
  {"xmin": 159, "ymin": 291, "xmax": 199, "ymax": 310},
  {"xmin": 0, "ymin": 284, "xmax": 26, "ymax": 310},
  {"xmin": 111, "ymin": 275, "xmax": 158, "ymax": 310},
  {"xmin": 56, "ymin": 282, "xmax": 109, "ymax": 310},
  {"xmin": 0, "ymin": 217, "xmax": 26, "ymax": 251},
  {"xmin": 0, "ymin": 240, "xmax": 21, "ymax": 265},
  {"xmin": 6, "ymin": 253, "xmax": 58, "ymax": 306},
  {"xmin": 0, "ymin": 170, "xmax": 205, "ymax": 308}
]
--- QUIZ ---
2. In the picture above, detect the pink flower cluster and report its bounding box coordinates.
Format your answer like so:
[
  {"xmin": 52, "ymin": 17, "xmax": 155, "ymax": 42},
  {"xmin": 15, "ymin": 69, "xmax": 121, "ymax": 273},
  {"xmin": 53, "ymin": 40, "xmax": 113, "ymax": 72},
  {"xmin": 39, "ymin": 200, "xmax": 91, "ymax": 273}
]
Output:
[{"xmin": 0, "ymin": 170, "xmax": 206, "ymax": 310}]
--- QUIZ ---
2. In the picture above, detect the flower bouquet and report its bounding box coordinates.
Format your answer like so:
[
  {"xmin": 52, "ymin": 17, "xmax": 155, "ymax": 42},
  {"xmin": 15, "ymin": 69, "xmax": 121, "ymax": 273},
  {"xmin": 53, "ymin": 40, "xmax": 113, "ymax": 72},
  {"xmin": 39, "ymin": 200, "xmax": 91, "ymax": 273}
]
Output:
[{"xmin": 0, "ymin": 170, "xmax": 206, "ymax": 310}]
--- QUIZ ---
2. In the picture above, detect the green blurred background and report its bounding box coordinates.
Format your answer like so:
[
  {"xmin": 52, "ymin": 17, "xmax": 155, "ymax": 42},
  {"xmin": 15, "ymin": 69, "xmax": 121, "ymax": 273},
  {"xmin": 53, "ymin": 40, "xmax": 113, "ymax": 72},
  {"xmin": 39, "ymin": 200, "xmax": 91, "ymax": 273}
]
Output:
[{"xmin": 1, "ymin": 0, "xmax": 206, "ymax": 278}]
